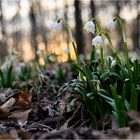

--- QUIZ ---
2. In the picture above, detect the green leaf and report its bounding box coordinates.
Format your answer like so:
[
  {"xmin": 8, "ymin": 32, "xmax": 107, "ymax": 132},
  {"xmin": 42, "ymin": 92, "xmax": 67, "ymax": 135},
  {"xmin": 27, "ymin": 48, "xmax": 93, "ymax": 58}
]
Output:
[
  {"xmin": 102, "ymin": 32, "xmax": 114, "ymax": 55},
  {"xmin": 130, "ymin": 84, "xmax": 138, "ymax": 110},
  {"xmin": 110, "ymin": 72, "xmax": 124, "ymax": 82},
  {"xmin": 70, "ymin": 98, "xmax": 78, "ymax": 110},
  {"xmin": 98, "ymin": 92, "xmax": 115, "ymax": 109}
]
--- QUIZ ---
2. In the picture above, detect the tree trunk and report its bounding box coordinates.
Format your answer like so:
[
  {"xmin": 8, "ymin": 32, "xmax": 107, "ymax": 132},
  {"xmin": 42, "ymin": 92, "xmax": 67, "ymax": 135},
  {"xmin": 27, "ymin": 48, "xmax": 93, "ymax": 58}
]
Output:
[
  {"xmin": 132, "ymin": 0, "xmax": 140, "ymax": 49},
  {"xmin": 136, "ymin": 0, "xmax": 139, "ymax": 48},
  {"xmin": 115, "ymin": 0, "xmax": 123, "ymax": 51},
  {"xmin": 74, "ymin": 0, "xmax": 84, "ymax": 55},
  {"xmin": 29, "ymin": 2, "xmax": 38, "ymax": 61},
  {"xmin": 0, "ymin": 1, "xmax": 7, "ymax": 59},
  {"xmin": 90, "ymin": 0, "xmax": 95, "ymax": 18}
]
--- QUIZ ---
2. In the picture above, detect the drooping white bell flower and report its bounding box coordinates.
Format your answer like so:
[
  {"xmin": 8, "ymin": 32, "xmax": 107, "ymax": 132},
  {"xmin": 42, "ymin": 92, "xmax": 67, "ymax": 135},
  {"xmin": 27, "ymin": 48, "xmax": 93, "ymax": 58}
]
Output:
[
  {"xmin": 107, "ymin": 20, "xmax": 116, "ymax": 30},
  {"xmin": 111, "ymin": 59, "xmax": 116, "ymax": 67},
  {"xmin": 83, "ymin": 21, "xmax": 95, "ymax": 34},
  {"xmin": 92, "ymin": 35, "xmax": 103, "ymax": 47},
  {"xmin": 49, "ymin": 21, "xmax": 62, "ymax": 32}
]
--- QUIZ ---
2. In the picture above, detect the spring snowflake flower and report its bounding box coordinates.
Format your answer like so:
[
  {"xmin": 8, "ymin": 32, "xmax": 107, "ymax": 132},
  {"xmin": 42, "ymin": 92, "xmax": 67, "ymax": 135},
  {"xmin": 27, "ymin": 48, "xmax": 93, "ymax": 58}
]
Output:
[
  {"xmin": 107, "ymin": 20, "xmax": 116, "ymax": 30},
  {"xmin": 111, "ymin": 59, "xmax": 116, "ymax": 67},
  {"xmin": 83, "ymin": 21, "xmax": 95, "ymax": 34},
  {"xmin": 49, "ymin": 21, "xmax": 61, "ymax": 32},
  {"xmin": 92, "ymin": 35, "xmax": 103, "ymax": 47}
]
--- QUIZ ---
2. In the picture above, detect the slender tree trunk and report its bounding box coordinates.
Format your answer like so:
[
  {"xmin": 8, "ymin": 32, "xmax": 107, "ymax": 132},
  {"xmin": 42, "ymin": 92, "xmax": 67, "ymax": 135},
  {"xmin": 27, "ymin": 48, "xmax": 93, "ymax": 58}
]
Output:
[
  {"xmin": 132, "ymin": 0, "xmax": 140, "ymax": 49},
  {"xmin": 29, "ymin": 3, "xmax": 38, "ymax": 60},
  {"xmin": 37, "ymin": 1, "xmax": 48, "ymax": 49},
  {"xmin": 74, "ymin": 0, "xmax": 84, "ymax": 55},
  {"xmin": 90, "ymin": 0, "xmax": 95, "ymax": 18},
  {"xmin": 90, "ymin": 0, "xmax": 96, "ymax": 42},
  {"xmin": 64, "ymin": 0, "xmax": 70, "ymax": 61},
  {"xmin": 136, "ymin": 0, "xmax": 139, "ymax": 48},
  {"xmin": 115, "ymin": 0, "xmax": 123, "ymax": 50},
  {"xmin": 13, "ymin": 1, "xmax": 21, "ymax": 50},
  {"xmin": 0, "ymin": 1, "xmax": 7, "ymax": 59}
]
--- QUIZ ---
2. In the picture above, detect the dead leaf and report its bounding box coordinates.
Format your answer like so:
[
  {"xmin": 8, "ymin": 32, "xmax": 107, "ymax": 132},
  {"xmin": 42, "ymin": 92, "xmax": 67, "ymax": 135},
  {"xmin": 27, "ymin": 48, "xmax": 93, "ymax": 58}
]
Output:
[
  {"xmin": 0, "ymin": 88, "xmax": 13, "ymax": 105},
  {"xmin": 0, "ymin": 97, "xmax": 16, "ymax": 112},
  {"xmin": 127, "ymin": 111, "xmax": 140, "ymax": 124},
  {"xmin": 0, "ymin": 134, "xmax": 15, "ymax": 140},
  {"xmin": 8, "ymin": 108, "xmax": 32, "ymax": 121},
  {"xmin": 16, "ymin": 92, "xmax": 31, "ymax": 106},
  {"xmin": 0, "ymin": 108, "xmax": 10, "ymax": 119},
  {"xmin": 114, "ymin": 127, "xmax": 132, "ymax": 139}
]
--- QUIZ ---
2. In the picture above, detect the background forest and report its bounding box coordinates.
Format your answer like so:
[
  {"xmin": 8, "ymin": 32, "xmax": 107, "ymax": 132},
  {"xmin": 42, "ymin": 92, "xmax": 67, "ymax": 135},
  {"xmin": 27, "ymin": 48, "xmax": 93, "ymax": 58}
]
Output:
[{"xmin": 0, "ymin": 0, "xmax": 139, "ymax": 62}]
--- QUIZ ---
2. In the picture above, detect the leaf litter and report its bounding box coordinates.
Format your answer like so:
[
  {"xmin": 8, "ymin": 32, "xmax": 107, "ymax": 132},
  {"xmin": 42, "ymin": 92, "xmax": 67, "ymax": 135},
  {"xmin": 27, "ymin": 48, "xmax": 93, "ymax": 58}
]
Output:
[{"xmin": 0, "ymin": 63, "xmax": 140, "ymax": 139}]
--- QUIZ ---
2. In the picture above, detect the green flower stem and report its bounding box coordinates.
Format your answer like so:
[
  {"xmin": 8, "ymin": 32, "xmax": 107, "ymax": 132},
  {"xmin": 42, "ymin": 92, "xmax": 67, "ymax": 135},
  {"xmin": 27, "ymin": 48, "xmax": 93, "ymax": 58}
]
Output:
[
  {"xmin": 114, "ymin": 16, "xmax": 131, "ymax": 78},
  {"xmin": 72, "ymin": 41, "xmax": 80, "ymax": 66},
  {"xmin": 102, "ymin": 32, "xmax": 114, "ymax": 56},
  {"xmin": 124, "ymin": 42, "xmax": 132, "ymax": 79},
  {"xmin": 100, "ymin": 46, "xmax": 104, "ymax": 69},
  {"xmin": 91, "ymin": 18, "xmax": 102, "ymax": 35},
  {"xmin": 90, "ymin": 47, "xmax": 96, "ymax": 61},
  {"xmin": 60, "ymin": 19, "xmax": 80, "ymax": 66},
  {"xmin": 91, "ymin": 18, "xmax": 105, "ymax": 69}
]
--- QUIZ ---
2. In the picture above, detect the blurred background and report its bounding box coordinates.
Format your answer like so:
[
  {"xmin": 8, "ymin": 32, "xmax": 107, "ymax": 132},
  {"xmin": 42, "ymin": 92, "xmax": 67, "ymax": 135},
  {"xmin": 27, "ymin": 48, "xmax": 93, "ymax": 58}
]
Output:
[{"xmin": 0, "ymin": 0, "xmax": 139, "ymax": 62}]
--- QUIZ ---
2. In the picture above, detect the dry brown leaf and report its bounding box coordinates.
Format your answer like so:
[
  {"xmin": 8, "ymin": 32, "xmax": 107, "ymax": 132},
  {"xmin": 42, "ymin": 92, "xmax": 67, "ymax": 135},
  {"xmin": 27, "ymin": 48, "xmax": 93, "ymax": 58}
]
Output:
[
  {"xmin": 0, "ymin": 88, "xmax": 13, "ymax": 105},
  {"xmin": 8, "ymin": 108, "xmax": 32, "ymax": 121},
  {"xmin": 16, "ymin": 92, "xmax": 31, "ymax": 106},
  {"xmin": 0, "ymin": 97, "xmax": 16, "ymax": 112},
  {"xmin": 127, "ymin": 111, "xmax": 140, "ymax": 124},
  {"xmin": 0, "ymin": 134, "xmax": 15, "ymax": 140},
  {"xmin": 0, "ymin": 108, "xmax": 10, "ymax": 119}
]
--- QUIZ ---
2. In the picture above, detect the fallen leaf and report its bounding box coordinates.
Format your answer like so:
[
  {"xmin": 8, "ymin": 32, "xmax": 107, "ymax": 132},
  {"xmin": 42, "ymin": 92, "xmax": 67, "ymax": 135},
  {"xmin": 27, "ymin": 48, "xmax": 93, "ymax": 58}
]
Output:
[
  {"xmin": 0, "ymin": 108, "xmax": 10, "ymax": 119},
  {"xmin": 127, "ymin": 111, "xmax": 140, "ymax": 124},
  {"xmin": 8, "ymin": 108, "xmax": 32, "ymax": 121},
  {"xmin": 0, "ymin": 97, "xmax": 16, "ymax": 112},
  {"xmin": 16, "ymin": 92, "xmax": 31, "ymax": 106},
  {"xmin": 0, "ymin": 88, "xmax": 13, "ymax": 105}
]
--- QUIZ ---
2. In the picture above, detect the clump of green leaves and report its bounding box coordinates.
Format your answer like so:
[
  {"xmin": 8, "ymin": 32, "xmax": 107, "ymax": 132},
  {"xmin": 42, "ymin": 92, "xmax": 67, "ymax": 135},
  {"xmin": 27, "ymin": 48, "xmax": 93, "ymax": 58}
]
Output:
[
  {"xmin": 58, "ymin": 16, "xmax": 140, "ymax": 129},
  {"xmin": 0, "ymin": 65, "xmax": 13, "ymax": 87},
  {"xmin": 56, "ymin": 66, "xmax": 64, "ymax": 85},
  {"xmin": 17, "ymin": 62, "xmax": 34, "ymax": 81}
]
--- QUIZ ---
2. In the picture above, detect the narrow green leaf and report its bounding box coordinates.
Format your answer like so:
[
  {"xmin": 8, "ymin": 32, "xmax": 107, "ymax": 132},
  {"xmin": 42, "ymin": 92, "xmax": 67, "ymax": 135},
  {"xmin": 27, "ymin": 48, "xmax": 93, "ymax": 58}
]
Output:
[{"xmin": 130, "ymin": 84, "xmax": 138, "ymax": 110}]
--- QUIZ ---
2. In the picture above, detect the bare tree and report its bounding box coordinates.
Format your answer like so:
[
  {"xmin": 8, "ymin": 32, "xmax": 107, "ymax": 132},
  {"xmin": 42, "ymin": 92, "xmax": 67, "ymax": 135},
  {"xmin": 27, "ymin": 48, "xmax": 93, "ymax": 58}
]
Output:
[
  {"xmin": 64, "ymin": 0, "xmax": 71, "ymax": 60},
  {"xmin": 114, "ymin": 0, "xmax": 123, "ymax": 50},
  {"xmin": 90, "ymin": 0, "xmax": 95, "ymax": 18},
  {"xmin": 12, "ymin": 1, "xmax": 21, "ymax": 50},
  {"xmin": 29, "ymin": 2, "xmax": 38, "ymax": 61},
  {"xmin": 36, "ymin": 0, "xmax": 48, "ymax": 49},
  {"xmin": 74, "ymin": 0, "xmax": 84, "ymax": 55},
  {"xmin": 132, "ymin": 0, "xmax": 140, "ymax": 49},
  {"xmin": 0, "ymin": 1, "xmax": 7, "ymax": 59}
]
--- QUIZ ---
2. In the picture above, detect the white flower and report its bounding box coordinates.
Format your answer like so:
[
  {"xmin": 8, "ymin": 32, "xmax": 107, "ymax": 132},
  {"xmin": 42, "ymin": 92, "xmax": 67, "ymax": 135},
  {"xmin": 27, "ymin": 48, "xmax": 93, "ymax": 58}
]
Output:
[
  {"xmin": 107, "ymin": 20, "xmax": 116, "ymax": 30},
  {"xmin": 83, "ymin": 76, "xmax": 87, "ymax": 81},
  {"xmin": 83, "ymin": 21, "xmax": 95, "ymax": 34},
  {"xmin": 111, "ymin": 59, "xmax": 116, "ymax": 67},
  {"xmin": 92, "ymin": 35, "xmax": 103, "ymax": 47},
  {"xmin": 104, "ymin": 38, "xmax": 110, "ymax": 46},
  {"xmin": 49, "ymin": 21, "xmax": 61, "ymax": 32}
]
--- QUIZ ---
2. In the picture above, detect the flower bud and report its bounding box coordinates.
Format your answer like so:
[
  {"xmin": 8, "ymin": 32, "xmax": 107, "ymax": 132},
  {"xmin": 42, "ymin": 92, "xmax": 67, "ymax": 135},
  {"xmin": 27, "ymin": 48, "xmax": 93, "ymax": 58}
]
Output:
[
  {"xmin": 83, "ymin": 21, "xmax": 95, "ymax": 34},
  {"xmin": 107, "ymin": 20, "xmax": 116, "ymax": 30},
  {"xmin": 111, "ymin": 59, "xmax": 116, "ymax": 67},
  {"xmin": 49, "ymin": 21, "xmax": 62, "ymax": 32}
]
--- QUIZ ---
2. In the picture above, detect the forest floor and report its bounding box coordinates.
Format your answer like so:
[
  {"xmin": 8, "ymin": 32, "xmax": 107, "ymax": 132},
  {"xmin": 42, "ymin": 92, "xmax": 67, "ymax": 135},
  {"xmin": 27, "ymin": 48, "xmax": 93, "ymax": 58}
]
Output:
[{"xmin": 0, "ymin": 62, "xmax": 140, "ymax": 140}]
